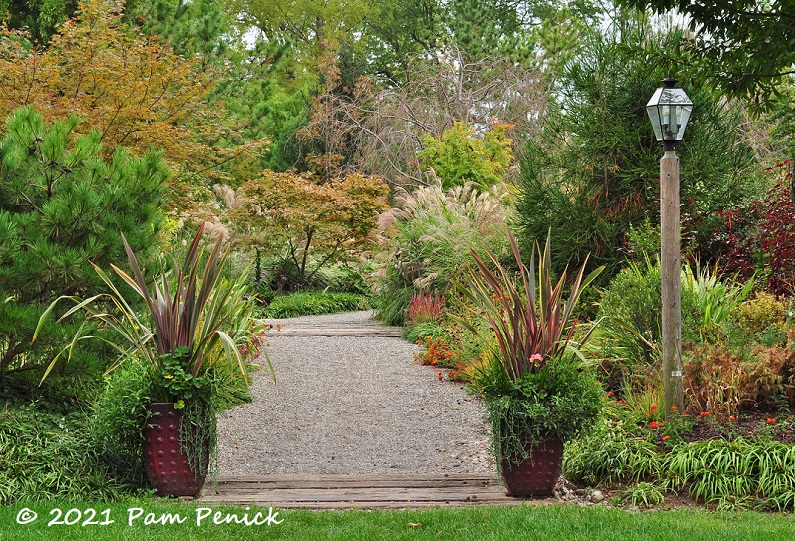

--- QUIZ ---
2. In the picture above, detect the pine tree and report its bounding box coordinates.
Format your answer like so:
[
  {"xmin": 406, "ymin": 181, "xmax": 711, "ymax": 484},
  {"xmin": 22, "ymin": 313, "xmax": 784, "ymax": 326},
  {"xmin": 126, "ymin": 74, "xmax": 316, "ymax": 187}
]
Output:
[
  {"xmin": 516, "ymin": 26, "xmax": 758, "ymax": 283},
  {"xmin": 0, "ymin": 106, "xmax": 167, "ymax": 386}
]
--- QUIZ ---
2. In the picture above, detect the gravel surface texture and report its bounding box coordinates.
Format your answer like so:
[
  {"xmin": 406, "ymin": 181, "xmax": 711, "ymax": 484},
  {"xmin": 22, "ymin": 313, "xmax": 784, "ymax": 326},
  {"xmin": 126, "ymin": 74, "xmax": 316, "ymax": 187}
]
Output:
[{"xmin": 216, "ymin": 311, "xmax": 493, "ymax": 476}]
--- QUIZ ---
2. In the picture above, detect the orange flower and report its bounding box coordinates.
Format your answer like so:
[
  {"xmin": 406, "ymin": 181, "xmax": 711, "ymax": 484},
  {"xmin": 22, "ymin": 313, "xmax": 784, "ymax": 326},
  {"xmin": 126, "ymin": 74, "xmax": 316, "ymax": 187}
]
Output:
[
  {"xmin": 728, "ymin": 416, "xmax": 736, "ymax": 422},
  {"xmin": 767, "ymin": 417, "xmax": 777, "ymax": 424},
  {"xmin": 650, "ymin": 421, "xmax": 659, "ymax": 430},
  {"xmin": 650, "ymin": 405, "xmax": 659, "ymax": 412},
  {"xmin": 662, "ymin": 435, "xmax": 670, "ymax": 441},
  {"xmin": 438, "ymin": 371, "xmax": 444, "ymax": 382},
  {"xmin": 700, "ymin": 411, "xmax": 710, "ymax": 417},
  {"xmin": 670, "ymin": 406, "xmax": 678, "ymax": 411},
  {"xmin": 606, "ymin": 391, "xmax": 615, "ymax": 396}
]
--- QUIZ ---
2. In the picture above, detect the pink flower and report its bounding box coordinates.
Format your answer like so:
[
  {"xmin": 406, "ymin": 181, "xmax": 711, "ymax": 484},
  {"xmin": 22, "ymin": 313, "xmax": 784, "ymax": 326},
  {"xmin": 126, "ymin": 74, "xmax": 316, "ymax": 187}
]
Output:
[{"xmin": 530, "ymin": 353, "xmax": 543, "ymax": 363}]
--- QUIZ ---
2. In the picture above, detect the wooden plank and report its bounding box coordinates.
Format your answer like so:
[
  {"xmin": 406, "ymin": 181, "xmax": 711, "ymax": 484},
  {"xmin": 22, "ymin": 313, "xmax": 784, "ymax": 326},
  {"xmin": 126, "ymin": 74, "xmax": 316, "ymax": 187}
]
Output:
[
  {"xmin": 214, "ymin": 473, "xmax": 490, "ymax": 483},
  {"xmin": 207, "ymin": 486, "xmax": 503, "ymax": 498},
  {"xmin": 200, "ymin": 499, "xmax": 529, "ymax": 509},
  {"xmin": 210, "ymin": 477, "xmax": 495, "ymax": 490},
  {"xmin": 204, "ymin": 491, "xmax": 502, "ymax": 503},
  {"xmin": 197, "ymin": 474, "xmax": 519, "ymax": 509},
  {"xmin": 272, "ymin": 329, "xmax": 402, "ymax": 337}
]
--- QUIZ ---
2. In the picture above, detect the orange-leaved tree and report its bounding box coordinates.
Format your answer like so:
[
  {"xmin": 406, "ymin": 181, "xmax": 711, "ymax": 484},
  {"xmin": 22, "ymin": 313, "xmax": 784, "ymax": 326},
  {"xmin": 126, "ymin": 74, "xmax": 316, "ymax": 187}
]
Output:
[
  {"xmin": 228, "ymin": 171, "xmax": 389, "ymax": 290},
  {"xmin": 0, "ymin": 0, "xmax": 265, "ymax": 217}
]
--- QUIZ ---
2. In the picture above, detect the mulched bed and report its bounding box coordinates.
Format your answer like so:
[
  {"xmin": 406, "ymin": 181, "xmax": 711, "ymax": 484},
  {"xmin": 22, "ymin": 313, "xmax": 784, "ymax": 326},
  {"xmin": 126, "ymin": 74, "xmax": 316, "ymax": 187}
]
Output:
[{"xmin": 683, "ymin": 405, "xmax": 795, "ymax": 444}]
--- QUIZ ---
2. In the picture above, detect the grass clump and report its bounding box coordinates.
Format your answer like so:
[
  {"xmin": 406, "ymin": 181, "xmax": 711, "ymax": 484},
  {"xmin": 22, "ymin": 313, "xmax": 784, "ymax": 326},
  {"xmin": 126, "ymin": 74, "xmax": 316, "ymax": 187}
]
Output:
[
  {"xmin": 264, "ymin": 292, "xmax": 367, "ymax": 318},
  {"xmin": 0, "ymin": 402, "xmax": 142, "ymax": 505}
]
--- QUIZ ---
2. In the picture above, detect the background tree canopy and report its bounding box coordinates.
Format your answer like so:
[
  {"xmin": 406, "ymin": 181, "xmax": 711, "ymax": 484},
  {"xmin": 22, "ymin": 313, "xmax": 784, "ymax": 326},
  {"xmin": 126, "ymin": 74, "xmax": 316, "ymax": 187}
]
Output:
[{"xmin": 622, "ymin": 0, "xmax": 795, "ymax": 105}]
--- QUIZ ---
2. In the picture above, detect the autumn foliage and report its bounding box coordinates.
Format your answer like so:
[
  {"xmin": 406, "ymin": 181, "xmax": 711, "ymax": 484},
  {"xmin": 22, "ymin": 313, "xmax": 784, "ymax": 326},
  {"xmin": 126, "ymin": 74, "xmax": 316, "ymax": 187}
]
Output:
[
  {"xmin": 229, "ymin": 171, "xmax": 389, "ymax": 289},
  {"xmin": 0, "ymin": 1, "xmax": 214, "ymax": 158},
  {"xmin": 0, "ymin": 0, "xmax": 263, "ymax": 217}
]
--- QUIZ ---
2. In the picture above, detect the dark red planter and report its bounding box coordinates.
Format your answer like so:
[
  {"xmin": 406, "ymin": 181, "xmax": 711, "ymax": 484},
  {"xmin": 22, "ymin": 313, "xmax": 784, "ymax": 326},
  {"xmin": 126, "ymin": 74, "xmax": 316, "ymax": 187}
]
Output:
[
  {"xmin": 143, "ymin": 403, "xmax": 209, "ymax": 497},
  {"xmin": 501, "ymin": 437, "xmax": 564, "ymax": 497}
]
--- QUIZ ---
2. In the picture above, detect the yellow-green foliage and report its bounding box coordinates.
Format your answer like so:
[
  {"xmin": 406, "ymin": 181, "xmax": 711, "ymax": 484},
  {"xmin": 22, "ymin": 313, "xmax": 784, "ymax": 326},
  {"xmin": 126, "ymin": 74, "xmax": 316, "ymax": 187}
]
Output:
[
  {"xmin": 729, "ymin": 291, "xmax": 787, "ymax": 336},
  {"xmin": 417, "ymin": 121, "xmax": 513, "ymax": 190}
]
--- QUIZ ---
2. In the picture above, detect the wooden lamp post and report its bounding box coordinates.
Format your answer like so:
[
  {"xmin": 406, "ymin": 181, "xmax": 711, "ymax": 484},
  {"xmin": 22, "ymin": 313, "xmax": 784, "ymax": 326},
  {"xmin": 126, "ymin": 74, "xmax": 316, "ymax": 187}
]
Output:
[{"xmin": 645, "ymin": 77, "xmax": 693, "ymax": 419}]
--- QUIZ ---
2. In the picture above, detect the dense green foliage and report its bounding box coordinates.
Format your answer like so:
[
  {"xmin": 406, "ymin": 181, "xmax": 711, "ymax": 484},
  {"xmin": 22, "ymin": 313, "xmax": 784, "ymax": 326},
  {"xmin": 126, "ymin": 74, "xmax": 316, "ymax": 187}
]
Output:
[
  {"xmin": 265, "ymin": 292, "xmax": 368, "ymax": 318},
  {"xmin": 0, "ymin": 106, "xmax": 166, "ymax": 385},
  {"xmin": 0, "ymin": 400, "xmax": 146, "ymax": 504},
  {"xmin": 418, "ymin": 122, "xmax": 513, "ymax": 190},
  {"xmin": 623, "ymin": 0, "xmax": 795, "ymax": 104},
  {"xmin": 596, "ymin": 259, "xmax": 753, "ymax": 367},
  {"xmin": 517, "ymin": 27, "xmax": 757, "ymax": 283},
  {"xmin": 565, "ymin": 408, "xmax": 795, "ymax": 511}
]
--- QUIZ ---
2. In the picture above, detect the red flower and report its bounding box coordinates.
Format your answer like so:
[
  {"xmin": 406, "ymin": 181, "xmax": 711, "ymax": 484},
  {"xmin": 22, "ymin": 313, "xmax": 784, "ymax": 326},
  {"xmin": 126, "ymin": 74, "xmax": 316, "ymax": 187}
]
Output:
[
  {"xmin": 606, "ymin": 391, "xmax": 615, "ymax": 396},
  {"xmin": 670, "ymin": 406, "xmax": 678, "ymax": 412},
  {"xmin": 650, "ymin": 405, "xmax": 659, "ymax": 412},
  {"xmin": 650, "ymin": 421, "xmax": 659, "ymax": 430},
  {"xmin": 662, "ymin": 435, "xmax": 670, "ymax": 441},
  {"xmin": 729, "ymin": 416, "xmax": 736, "ymax": 422},
  {"xmin": 767, "ymin": 417, "xmax": 777, "ymax": 424},
  {"xmin": 700, "ymin": 411, "xmax": 710, "ymax": 417}
]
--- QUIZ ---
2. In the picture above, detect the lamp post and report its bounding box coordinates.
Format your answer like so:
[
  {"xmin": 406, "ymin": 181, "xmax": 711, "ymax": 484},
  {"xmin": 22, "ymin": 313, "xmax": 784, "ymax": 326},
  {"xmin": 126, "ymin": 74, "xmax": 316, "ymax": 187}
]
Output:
[{"xmin": 646, "ymin": 78, "xmax": 693, "ymax": 419}]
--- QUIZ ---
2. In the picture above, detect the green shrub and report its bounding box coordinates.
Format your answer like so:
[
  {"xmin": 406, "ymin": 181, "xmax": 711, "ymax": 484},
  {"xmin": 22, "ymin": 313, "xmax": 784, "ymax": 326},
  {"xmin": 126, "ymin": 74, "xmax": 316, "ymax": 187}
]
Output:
[
  {"xmin": 725, "ymin": 292, "xmax": 788, "ymax": 348},
  {"xmin": 0, "ymin": 106, "xmax": 166, "ymax": 388},
  {"xmin": 401, "ymin": 320, "xmax": 447, "ymax": 344},
  {"xmin": 596, "ymin": 259, "xmax": 753, "ymax": 367},
  {"xmin": 597, "ymin": 259, "xmax": 664, "ymax": 366},
  {"xmin": 417, "ymin": 121, "xmax": 513, "ymax": 190},
  {"xmin": 265, "ymin": 291, "xmax": 367, "ymax": 318},
  {"xmin": 89, "ymin": 359, "xmax": 153, "ymax": 490}
]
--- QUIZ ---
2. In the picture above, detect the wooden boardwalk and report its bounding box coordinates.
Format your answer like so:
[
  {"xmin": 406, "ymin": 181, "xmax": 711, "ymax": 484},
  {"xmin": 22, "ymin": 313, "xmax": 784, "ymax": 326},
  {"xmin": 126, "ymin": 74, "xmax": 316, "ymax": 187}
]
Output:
[
  {"xmin": 268, "ymin": 311, "xmax": 403, "ymax": 338},
  {"xmin": 199, "ymin": 474, "xmax": 526, "ymax": 509}
]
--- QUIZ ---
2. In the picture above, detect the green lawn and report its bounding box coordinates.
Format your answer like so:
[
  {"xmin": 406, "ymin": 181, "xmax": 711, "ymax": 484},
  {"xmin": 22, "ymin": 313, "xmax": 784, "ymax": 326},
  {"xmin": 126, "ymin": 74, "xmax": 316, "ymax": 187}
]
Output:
[{"xmin": 2, "ymin": 501, "xmax": 794, "ymax": 541}]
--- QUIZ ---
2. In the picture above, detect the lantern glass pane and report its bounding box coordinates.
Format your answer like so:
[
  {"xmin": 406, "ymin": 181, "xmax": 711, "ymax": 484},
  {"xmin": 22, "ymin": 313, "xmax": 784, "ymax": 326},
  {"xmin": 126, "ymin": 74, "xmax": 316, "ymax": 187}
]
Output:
[{"xmin": 646, "ymin": 86, "xmax": 693, "ymax": 142}]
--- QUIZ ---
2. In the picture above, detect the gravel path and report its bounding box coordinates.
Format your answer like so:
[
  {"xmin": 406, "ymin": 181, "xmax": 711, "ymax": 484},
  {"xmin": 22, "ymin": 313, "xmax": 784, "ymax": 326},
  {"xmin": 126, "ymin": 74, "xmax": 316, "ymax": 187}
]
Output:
[{"xmin": 215, "ymin": 311, "xmax": 493, "ymax": 476}]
